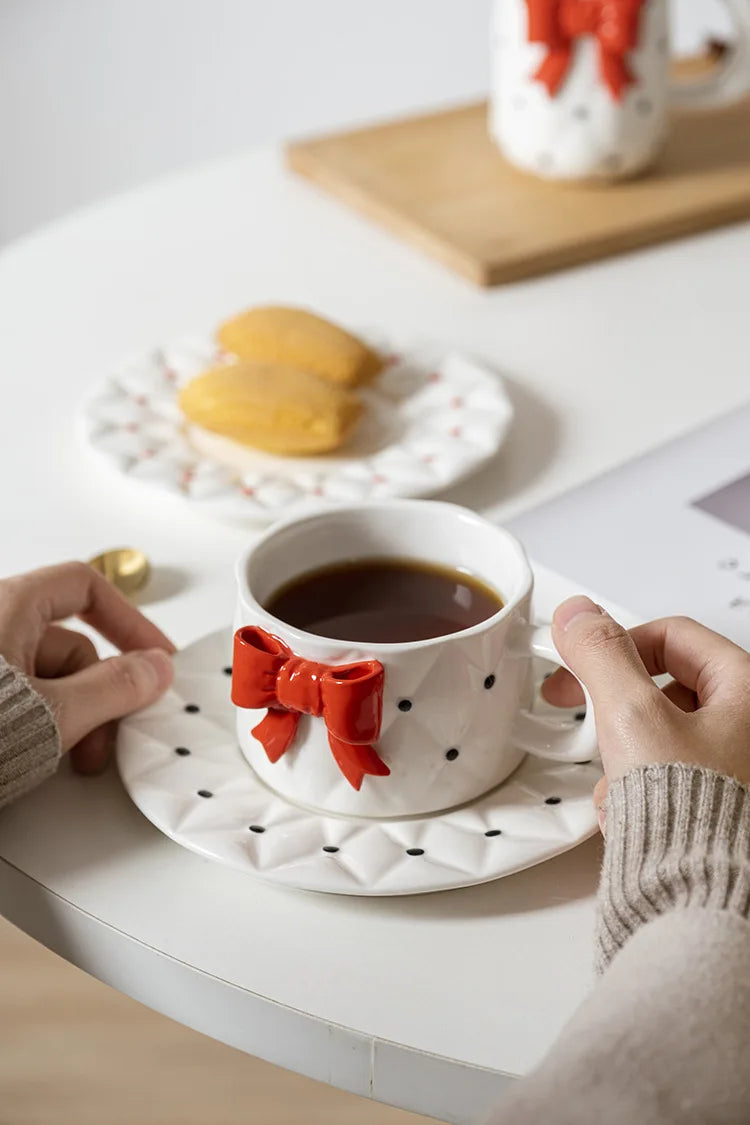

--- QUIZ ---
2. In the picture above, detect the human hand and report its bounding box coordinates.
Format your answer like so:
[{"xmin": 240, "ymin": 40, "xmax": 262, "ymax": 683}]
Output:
[
  {"xmin": 543, "ymin": 595, "xmax": 750, "ymax": 826},
  {"xmin": 0, "ymin": 561, "xmax": 175, "ymax": 774}
]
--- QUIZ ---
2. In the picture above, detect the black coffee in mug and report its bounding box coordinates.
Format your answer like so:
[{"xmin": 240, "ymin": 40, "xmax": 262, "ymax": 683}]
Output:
[{"xmin": 264, "ymin": 557, "xmax": 504, "ymax": 643}]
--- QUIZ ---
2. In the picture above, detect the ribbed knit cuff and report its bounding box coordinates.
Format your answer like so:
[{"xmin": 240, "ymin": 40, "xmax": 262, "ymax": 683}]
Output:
[
  {"xmin": 596, "ymin": 763, "xmax": 750, "ymax": 973},
  {"xmin": 0, "ymin": 657, "xmax": 61, "ymax": 810}
]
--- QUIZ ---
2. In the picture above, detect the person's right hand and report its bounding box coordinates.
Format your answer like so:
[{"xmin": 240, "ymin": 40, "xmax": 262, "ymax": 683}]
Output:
[{"xmin": 542, "ymin": 596, "xmax": 750, "ymax": 824}]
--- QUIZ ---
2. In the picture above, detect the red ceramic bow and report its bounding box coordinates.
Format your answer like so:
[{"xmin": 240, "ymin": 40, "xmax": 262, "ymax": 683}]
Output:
[
  {"xmin": 526, "ymin": 0, "xmax": 646, "ymax": 100},
  {"xmin": 231, "ymin": 626, "xmax": 389, "ymax": 790}
]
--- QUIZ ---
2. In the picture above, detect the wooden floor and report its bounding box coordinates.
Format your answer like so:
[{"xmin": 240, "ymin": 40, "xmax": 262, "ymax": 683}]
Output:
[{"xmin": 0, "ymin": 916, "xmax": 434, "ymax": 1125}]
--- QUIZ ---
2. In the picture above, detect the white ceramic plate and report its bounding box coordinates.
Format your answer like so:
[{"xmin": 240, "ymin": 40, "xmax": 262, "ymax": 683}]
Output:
[
  {"xmin": 80, "ymin": 338, "xmax": 514, "ymax": 524},
  {"xmin": 118, "ymin": 629, "xmax": 600, "ymax": 896}
]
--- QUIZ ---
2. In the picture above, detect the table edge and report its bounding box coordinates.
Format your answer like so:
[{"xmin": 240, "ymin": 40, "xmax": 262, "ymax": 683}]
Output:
[{"xmin": 0, "ymin": 854, "xmax": 512, "ymax": 1124}]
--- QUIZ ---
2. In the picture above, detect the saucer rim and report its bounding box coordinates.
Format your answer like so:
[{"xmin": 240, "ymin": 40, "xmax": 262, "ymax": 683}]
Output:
[{"xmin": 118, "ymin": 627, "xmax": 601, "ymax": 896}]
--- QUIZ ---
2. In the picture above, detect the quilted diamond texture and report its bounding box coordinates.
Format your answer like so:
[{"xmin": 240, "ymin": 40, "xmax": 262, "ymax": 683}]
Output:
[{"xmin": 118, "ymin": 630, "xmax": 600, "ymax": 895}]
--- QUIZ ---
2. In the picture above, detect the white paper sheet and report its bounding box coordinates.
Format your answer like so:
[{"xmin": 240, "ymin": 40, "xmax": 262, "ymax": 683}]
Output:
[{"xmin": 508, "ymin": 403, "xmax": 750, "ymax": 648}]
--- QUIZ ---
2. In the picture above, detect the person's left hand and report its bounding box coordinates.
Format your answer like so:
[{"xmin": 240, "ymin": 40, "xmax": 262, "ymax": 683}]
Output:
[{"xmin": 0, "ymin": 561, "xmax": 175, "ymax": 774}]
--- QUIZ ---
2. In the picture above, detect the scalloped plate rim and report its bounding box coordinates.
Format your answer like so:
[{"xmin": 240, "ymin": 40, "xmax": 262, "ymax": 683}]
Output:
[{"xmin": 78, "ymin": 337, "xmax": 515, "ymax": 525}]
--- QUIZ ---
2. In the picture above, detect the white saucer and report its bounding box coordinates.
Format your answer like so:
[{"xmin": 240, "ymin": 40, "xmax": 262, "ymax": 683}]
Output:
[
  {"xmin": 118, "ymin": 628, "xmax": 601, "ymax": 896},
  {"xmin": 80, "ymin": 338, "xmax": 513, "ymax": 524}
]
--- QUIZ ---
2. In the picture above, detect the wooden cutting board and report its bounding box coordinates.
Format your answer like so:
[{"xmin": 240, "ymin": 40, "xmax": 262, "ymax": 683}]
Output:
[{"xmin": 287, "ymin": 65, "xmax": 750, "ymax": 287}]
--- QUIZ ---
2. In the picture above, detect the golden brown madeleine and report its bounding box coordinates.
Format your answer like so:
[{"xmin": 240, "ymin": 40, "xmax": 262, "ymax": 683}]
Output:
[
  {"xmin": 178, "ymin": 361, "xmax": 363, "ymax": 455},
  {"xmin": 215, "ymin": 306, "xmax": 383, "ymax": 387}
]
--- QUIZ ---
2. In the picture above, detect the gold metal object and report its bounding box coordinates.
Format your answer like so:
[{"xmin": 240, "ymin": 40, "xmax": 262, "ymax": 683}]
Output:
[{"xmin": 88, "ymin": 548, "xmax": 151, "ymax": 596}]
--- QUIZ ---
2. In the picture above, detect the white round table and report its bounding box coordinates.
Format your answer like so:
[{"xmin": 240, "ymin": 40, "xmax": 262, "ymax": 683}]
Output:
[{"xmin": 0, "ymin": 148, "xmax": 748, "ymax": 1124}]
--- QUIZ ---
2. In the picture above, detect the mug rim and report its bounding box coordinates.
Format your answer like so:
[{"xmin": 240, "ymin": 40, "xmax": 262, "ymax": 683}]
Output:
[{"xmin": 235, "ymin": 499, "xmax": 533, "ymax": 654}]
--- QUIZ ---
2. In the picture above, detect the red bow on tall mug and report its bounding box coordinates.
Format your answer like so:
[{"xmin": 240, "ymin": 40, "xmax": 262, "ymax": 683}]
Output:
[
  {"xmin": 526, "ymin": 0, "xmax": 647, "ymax": 100},
  {"xmin": 231, "ymin": 626, "xmax": 389, "ymax": 791}
]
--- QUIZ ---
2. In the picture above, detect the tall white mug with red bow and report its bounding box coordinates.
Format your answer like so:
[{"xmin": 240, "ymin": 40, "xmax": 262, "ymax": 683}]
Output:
[
  {"xmin": 232, "ymin": 501, "xmax": 598, "ymax": 819},
  {"xmin": 490, "ymin": 0, "xmax": 750, "ymax": 181}
]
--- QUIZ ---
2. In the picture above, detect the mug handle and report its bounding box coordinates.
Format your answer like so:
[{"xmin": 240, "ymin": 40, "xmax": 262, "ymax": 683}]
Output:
[
  {"xmin": 510, "ymin": 624, "xmax": 598, "ymax": 764},
  {"xmin": 669, "ymin": 1, "xmax": 750, "ymax": 109}
]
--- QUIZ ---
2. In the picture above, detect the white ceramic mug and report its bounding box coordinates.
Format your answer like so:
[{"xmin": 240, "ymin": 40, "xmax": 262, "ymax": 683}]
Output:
[
  {"xmin": 490, "ymin": 0, "xmax": 750, "ymax": 181},
  {"xmin": 231, "ymin": 500, "xmax": 597, "ymax": 819}
]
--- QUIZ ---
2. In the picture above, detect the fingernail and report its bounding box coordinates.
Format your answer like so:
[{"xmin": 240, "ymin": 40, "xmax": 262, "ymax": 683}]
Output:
[
  {"xmin": 138, "ymin": 648, "xmax": 174, "ymax": 691},
  {"xmin": 554, "ymin": 595, "xmax": 604, "ymax": 633}
]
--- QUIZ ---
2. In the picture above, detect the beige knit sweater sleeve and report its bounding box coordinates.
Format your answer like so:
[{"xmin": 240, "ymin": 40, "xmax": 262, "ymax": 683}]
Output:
[
  {"xmin": 0, "ymin": 657, "xmax": 60, "ymax": 810},
  {"xmin": 488, "ymin": 763, "xmax": 750, "ymax": 1125}
]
